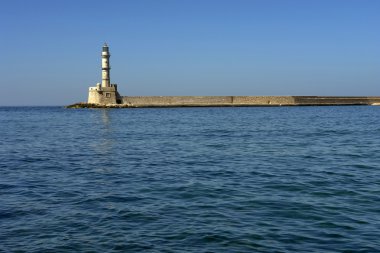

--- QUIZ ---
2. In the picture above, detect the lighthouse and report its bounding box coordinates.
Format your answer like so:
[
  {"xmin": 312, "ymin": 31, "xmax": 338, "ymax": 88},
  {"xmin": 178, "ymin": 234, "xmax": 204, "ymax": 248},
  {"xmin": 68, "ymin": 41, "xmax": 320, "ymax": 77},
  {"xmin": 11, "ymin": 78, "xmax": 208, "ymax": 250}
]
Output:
[
  {"xmin": 88, "ymin": 43, "xmax": 121, "ymax": 104},
  {"xmin": 101, "ymin": 43, "xmax": 111, "ymax": 87}
]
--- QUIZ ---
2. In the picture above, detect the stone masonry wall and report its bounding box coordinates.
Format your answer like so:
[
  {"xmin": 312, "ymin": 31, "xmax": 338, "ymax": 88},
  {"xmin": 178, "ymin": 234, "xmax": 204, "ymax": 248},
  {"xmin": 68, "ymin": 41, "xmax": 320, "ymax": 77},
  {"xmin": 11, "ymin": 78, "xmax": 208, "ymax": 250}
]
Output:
[
  {"xmin": 123, "ymin": 96, "xmax": 296, "ymax": 106},
  {"xmin": 232, "ymin": 96, "xmax": 295, "ymax": 105},
  {"xmin": 121, "ymin": 96, "xmax": 380, "ymax": 107},
  {"xmin": 88, "ymin": 86, "xmax": 120, "ymax": 104},
  {"xmin": 292, "ymin": 96, "xmax": 377, "ymax": 105},
  {"xmin": 123, "ymin": 96, "xmax": 233, "ymax": 106}
]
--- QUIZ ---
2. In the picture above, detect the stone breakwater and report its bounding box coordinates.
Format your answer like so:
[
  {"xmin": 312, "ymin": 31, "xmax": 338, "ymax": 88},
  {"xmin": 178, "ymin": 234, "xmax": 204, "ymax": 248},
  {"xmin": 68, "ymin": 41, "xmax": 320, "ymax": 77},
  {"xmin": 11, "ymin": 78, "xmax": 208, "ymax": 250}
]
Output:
[{"xmin": 67, "ymin": 96, "xmax": 380, "ymax": 108}]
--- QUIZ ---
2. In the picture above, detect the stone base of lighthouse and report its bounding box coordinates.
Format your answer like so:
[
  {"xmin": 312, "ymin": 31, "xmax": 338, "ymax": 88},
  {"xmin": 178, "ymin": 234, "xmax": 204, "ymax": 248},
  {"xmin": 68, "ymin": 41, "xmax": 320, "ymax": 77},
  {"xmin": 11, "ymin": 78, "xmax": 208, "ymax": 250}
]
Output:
[{"xmin": 88, "ymin": 83, "xmax": 122, "ymax": 105}]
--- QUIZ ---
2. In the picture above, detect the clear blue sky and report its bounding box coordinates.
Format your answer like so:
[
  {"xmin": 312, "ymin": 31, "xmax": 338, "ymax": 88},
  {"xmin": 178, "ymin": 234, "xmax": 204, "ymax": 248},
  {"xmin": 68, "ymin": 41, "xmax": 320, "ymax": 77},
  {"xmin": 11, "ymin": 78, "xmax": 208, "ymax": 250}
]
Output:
[{"xmin": 1, "ymin": 0, "xmax": 379, "ymax": 105}]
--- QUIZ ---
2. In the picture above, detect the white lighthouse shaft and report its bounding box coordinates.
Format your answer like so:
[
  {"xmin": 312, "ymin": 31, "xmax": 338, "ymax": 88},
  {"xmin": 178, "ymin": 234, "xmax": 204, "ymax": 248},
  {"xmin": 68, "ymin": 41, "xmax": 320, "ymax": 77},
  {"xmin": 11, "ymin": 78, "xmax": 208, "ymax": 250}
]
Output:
[{"xmin": 101, "ymin": 43, "xmax": 111, "ymax": 87}]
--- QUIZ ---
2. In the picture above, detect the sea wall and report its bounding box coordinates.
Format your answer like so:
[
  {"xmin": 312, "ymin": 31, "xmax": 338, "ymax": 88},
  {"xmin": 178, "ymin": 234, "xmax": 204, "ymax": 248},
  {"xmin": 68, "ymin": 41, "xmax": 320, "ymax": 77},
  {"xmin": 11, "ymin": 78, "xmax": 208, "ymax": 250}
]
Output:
[
  {"xmin": 232, "ymin": 96, "xmax": 295, "ymax": 105},
  {"xmin": 122, "ymin": 96, "xmax": 298, "ymax": 107},
  {"xmin": 67, "ymin": 96, "xmax": 380, "ymax": 108},
  {"xmin": 292, "ymin": 96, "xmax": 380, "ymax": 105},
  {"xmin": 122, "ymin": 96, "xmax": 233, "ymax": 107},
  {"xmin": 122, "ymin": 96, "xmax": 380, "ymax": 107}
]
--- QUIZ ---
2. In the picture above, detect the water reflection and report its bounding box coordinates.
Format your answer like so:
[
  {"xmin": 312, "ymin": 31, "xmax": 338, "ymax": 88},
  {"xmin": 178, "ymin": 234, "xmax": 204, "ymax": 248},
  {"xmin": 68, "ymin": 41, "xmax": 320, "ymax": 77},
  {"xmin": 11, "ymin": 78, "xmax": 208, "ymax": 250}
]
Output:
[
  {"xmin": 101, "ymin": 109, "xmax": 111, "ymax": 126},
  {"xmin": 92, "ymin": 109, "xmax": 114, "ymax": 155}
]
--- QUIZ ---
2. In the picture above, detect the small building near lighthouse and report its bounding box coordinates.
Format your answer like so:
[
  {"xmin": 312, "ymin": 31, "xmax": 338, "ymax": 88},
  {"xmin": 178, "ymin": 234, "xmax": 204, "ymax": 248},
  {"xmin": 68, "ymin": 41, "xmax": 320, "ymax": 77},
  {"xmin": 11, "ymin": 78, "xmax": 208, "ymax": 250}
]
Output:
[{"xmin": 88, "ymin": 43, "xmax": 121, "ymax": 105}]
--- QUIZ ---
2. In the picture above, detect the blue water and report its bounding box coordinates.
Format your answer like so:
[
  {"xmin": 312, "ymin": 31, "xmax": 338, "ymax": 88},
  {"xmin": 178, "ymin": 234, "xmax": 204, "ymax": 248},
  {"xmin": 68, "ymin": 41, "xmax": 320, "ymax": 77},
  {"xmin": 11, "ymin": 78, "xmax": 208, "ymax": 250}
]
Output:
[{"xmin": 0, "ymin": 106, "xmax": 379, "ymax": 252}]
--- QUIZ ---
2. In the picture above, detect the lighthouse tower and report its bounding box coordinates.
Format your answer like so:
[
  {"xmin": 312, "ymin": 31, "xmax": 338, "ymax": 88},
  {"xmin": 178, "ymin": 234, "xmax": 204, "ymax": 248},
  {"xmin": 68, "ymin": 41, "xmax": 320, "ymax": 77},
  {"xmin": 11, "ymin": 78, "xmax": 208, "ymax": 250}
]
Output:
[
  {"xmin": 88, "ymin": 43, "xmax": 121, "ymax": 105},
  {"xmin": 101, "ymin": 43, "xmax": 111, "ymax": 87}
]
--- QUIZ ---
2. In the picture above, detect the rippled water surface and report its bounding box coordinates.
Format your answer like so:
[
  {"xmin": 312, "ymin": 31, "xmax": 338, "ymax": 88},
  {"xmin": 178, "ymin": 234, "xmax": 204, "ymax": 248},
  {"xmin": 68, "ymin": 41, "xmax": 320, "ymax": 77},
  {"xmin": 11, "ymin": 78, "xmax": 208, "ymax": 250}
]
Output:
[{"xmin": 1, "ymin": 106, "xmax": 380, "ymax": 252}]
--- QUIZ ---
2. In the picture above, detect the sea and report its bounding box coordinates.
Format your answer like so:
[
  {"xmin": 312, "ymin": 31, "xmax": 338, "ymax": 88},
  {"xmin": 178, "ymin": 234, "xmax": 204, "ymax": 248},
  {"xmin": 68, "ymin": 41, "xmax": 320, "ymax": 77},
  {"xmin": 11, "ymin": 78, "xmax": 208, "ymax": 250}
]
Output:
[{"xmin": 0, "ymin": 106, "xmax": 379, "ymax": 252}]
